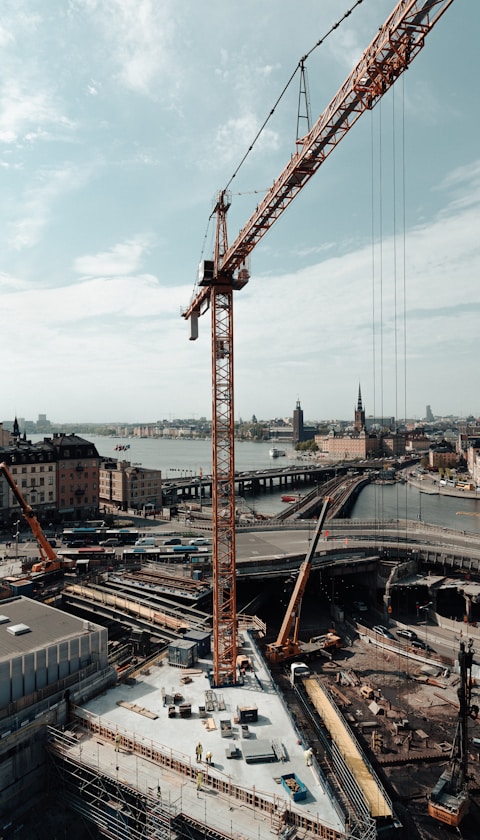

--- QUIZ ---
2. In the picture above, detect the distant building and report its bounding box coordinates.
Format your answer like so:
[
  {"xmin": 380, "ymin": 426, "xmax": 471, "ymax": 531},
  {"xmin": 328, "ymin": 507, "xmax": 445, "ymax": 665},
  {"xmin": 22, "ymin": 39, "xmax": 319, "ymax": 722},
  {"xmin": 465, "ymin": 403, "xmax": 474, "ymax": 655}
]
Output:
[
  {"xmin": 0, "ymin": 429, "xmax": 101, "ymax": 525},
  {"xmin": 269, "ymin": 400, "xmax": 316, "ymax": 444},
  {"xmin": 315, "ymin": 428, "xmax": 379, "ymax": 460},
  {"xmin": 99, "ymin": 459, "xmax": 162, "ymax": 513},
  {"xmin": 466, "ymin": 439, "xmax": 480, "ymax": 486},
  {"xmin": 0, "ymin": 423, "xmax": 12, "ymax": 447},
  {"xmin": 353, "ymin": 385, "xmax": 365, "ymax": 432},
  {"xmin": 292, "ymin": 399, "xmax": 304, "ymax": 444},
  {"xmin": 425, "ymin": 404, "xmax": 434, "ymax": 422},
  {"xmin": 315, "ymin": 386, "xmax": 382, "ymax": 460},
  {"xmin": 428, "ymin": 441, "xmax": 456, "ymax": 469}
]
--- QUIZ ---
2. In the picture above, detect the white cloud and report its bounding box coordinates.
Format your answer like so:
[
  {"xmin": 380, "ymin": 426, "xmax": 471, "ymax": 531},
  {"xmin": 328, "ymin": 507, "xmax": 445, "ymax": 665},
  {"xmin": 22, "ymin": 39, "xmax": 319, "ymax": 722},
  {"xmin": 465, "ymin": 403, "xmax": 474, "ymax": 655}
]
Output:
[
  {"xmin": 73, "ymin": 235, "xmax": 155, "ymax": 277},
  {"xmin": 0, "ymin": 79, "xmax": 73, "ymax": 145},
  {"xmin": 81, "ymin": 0, "xmax": 180, "ymax": 99},
  {"xmin": 8, "ymin": 162, "xmax": 94, "ymax": 250}
]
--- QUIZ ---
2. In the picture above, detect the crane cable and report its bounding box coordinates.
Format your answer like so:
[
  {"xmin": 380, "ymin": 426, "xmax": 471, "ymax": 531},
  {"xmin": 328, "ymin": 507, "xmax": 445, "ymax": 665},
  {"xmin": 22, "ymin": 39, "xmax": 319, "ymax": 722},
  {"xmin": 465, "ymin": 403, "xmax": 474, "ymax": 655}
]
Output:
[
  {"xmin": 223, "ymin": 0, "xmax": 365, "ymax": 194},
  {"xmin": 194, "ymin": 0, "xmax": 367, "ymax": 294}
]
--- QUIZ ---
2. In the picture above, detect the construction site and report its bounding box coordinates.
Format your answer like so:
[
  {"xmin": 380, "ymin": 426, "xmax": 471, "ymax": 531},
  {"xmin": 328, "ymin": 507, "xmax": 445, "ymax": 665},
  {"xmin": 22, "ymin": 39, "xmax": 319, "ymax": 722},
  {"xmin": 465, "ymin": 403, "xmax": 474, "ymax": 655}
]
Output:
[{"xmin": 1, "ymin": 1, "xmax": 477, "ymax": 838}]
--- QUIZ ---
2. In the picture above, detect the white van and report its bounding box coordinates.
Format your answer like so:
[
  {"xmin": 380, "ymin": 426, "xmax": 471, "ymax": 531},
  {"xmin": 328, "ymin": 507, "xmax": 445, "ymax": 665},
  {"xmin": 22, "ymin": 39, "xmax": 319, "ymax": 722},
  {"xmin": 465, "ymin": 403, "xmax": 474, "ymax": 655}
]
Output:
[{"xmin": 135, "ymin": 537, "xmax": 156, "ymax": 547}]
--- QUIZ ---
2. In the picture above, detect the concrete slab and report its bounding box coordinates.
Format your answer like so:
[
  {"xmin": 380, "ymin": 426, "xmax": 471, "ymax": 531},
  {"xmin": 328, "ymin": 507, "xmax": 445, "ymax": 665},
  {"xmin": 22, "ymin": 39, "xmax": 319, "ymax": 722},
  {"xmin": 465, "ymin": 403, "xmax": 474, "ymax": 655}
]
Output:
[{"xmin": 76, "ymin": 632, "xmax": 345, "ymax": 835}]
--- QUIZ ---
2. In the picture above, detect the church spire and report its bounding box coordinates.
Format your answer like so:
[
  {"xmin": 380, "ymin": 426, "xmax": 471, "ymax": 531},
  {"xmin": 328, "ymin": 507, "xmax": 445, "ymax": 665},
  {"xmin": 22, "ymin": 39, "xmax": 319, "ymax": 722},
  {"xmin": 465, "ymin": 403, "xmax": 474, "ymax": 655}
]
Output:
[
  {"xmin": 12, "ymin": 416, "xmax": 20, "ymax": 440},
  {"xmin": 354, "ymin": 384, "xmax": 365, "ymax": 432},
  {"xmin": 357, "ymin": 383, "xmax": 363, "ymax": 411}
]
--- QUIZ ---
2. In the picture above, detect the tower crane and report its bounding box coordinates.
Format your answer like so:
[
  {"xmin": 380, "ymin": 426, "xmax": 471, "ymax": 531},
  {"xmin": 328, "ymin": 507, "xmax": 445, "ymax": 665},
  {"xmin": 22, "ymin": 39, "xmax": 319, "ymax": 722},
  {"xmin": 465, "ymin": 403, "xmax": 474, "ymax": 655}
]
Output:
[{"xmin": 183, "ymin": 0, "xmax": 455, "ymax": 687}]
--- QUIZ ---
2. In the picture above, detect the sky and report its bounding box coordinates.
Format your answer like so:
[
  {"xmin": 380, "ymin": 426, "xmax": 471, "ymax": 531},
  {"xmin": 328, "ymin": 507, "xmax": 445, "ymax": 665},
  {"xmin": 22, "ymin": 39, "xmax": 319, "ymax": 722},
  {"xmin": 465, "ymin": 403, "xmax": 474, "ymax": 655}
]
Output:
[{"xmin": 0, "ymin": 0, "xmax": 478, "ymax": 426}]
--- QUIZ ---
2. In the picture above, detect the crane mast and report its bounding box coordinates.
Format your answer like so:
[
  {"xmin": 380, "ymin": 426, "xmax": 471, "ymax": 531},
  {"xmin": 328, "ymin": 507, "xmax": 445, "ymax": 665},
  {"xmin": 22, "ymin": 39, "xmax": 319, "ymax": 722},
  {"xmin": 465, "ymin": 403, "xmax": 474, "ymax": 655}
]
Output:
[{"xmin": 183, "ymin": 0, "xmax": 455, "ymax": 687}]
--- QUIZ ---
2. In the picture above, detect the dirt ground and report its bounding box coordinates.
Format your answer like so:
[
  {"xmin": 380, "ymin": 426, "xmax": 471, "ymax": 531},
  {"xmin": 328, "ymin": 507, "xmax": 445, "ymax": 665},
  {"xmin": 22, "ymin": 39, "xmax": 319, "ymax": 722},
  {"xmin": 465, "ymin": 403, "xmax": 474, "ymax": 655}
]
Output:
[{"xmin": 320, "ymin": 637, "xmax": 480, "ymax": 839}]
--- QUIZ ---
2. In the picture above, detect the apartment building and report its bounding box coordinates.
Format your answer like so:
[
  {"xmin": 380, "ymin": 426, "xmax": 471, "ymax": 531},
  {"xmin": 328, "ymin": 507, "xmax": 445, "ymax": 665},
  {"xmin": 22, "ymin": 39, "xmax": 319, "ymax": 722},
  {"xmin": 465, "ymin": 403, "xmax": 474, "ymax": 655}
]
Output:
[{"xmin": 99, "ymin": 459, "xmax": 162, "ymax": 513}]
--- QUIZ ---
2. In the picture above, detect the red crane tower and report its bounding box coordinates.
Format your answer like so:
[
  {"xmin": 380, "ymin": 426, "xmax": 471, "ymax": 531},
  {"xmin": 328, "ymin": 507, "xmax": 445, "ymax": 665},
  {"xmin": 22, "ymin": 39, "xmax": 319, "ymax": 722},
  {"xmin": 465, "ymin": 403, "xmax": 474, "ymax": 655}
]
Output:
[{"xmin": 183, "ymin": 0, "xmax": 455, "ymax": 687}]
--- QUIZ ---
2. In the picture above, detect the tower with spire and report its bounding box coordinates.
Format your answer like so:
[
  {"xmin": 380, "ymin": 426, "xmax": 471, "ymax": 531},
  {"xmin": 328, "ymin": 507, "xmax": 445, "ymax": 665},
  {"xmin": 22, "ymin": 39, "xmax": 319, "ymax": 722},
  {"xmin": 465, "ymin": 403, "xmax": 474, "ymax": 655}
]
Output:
[
  {"xmin": 354, "ymin": 385, "xmax": 365, "ymax": 432},
  {"xmin": 292, "ymin": 399, "xmax": 304, "ymax": 444}
]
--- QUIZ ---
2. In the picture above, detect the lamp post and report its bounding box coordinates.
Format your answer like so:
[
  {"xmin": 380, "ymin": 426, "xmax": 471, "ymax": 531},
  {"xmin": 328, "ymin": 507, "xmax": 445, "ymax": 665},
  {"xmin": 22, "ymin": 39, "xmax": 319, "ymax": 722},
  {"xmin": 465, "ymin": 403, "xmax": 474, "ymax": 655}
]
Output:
[
  {"xmin": 418, "ymin": 602, "xmax": 432, "ymax": 650},
  {"xmin": 14, "ymin": 519, "xmax": 20, "ymax": 560}
]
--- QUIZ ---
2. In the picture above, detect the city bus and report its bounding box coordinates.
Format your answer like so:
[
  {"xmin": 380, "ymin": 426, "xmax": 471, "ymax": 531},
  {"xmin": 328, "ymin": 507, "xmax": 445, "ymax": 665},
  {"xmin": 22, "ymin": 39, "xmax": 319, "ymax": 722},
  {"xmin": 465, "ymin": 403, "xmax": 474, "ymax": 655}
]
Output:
[
  {"xmin": 62, "ymin": 527, "xmax": 140, "ymax": 546},
  {"xmin": 58, "ymin": 546, "xmax": 116, "ymax": 568}
]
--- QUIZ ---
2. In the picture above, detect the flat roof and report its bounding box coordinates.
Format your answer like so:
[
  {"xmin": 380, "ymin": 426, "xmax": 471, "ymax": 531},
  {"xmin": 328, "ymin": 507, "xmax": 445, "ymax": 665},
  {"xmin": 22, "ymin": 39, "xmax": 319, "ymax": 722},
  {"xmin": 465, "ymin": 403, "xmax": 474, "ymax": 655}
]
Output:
[
  {"xmin": 0, "ymin": 596, "xmax": 97, "ymax": 661},
  {"xmin": 76, "ymin": 633, "xmax": 345, "ymax": 834}
]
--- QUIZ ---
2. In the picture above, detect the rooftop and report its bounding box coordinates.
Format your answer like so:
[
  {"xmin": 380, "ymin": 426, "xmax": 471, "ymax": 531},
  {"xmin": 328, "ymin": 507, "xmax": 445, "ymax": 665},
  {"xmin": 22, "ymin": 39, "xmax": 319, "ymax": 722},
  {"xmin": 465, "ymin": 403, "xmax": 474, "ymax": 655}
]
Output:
[
  {"xmin": 0, "ymin": 596, "xmax": 96, "ymax": 661},
  {"xmin": 62, "ymin": 632, "xmax": 346, "ymax": 838}
]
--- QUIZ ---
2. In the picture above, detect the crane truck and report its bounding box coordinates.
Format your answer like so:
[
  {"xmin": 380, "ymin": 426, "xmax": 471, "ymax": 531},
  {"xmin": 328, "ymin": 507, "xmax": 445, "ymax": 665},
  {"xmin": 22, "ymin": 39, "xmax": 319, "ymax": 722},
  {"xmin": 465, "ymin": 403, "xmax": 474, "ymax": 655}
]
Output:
[
  {"xmin": 0, "ymin": 461, "xmax": 62, "ymax": 574},
  {"xmin": 265, "ymin": 497, "xmax": 340, "ymax": 665}
]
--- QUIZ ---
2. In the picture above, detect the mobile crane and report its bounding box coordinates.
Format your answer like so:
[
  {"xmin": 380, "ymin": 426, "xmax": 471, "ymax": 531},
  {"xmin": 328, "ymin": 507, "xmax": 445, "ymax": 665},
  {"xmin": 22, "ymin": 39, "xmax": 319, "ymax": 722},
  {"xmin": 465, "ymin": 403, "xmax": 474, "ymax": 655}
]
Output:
[
  {"xmin": 0, "ymin": 461, "xmax": 61, "ymax": 574},
  {"xmin": 265, "ymin": 497, "xmax": 337, "ymax": 665},
  {"xmin": 183, "ymin": 0, "xmax": 456, "ymax": 686}
]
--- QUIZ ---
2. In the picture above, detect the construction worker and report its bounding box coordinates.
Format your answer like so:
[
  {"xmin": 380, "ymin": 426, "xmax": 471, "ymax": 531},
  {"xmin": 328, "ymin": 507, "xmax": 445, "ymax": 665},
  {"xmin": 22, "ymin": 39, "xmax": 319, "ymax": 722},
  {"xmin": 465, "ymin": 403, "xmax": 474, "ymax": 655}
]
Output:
[
  {"xmin": 205, "ymin": 750, "xmax": 213, "ymax": 765},
  {"xmin": 115, "ymin": 734, "xmax": 121, "ymax": 753},
  {"xmin": 196, "ymin": 770, "xmax": 203, "ymax": 796},
  {"xmin": 195, "ymin": 741, "xmax": 203, "ymax": 762},
  {"xmin": 304, "ymin": 747, "xmax": 313, "ymax": 766}
]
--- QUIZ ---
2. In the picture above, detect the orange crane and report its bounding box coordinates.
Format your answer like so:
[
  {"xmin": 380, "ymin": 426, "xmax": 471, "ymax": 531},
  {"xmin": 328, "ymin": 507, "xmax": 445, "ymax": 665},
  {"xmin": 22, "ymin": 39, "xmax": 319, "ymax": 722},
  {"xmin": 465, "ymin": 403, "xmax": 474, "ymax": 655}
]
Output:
[
  {"xmin": 183, "ymin": 0, "xmax": 455, "ymax": 687},
  {"xmin": 0, "ymin": 461, "xmax": 61, "ymax": 574},
  {"xmin": 266, "ymin": 497, "xmax": 331, "ymax": 665}
]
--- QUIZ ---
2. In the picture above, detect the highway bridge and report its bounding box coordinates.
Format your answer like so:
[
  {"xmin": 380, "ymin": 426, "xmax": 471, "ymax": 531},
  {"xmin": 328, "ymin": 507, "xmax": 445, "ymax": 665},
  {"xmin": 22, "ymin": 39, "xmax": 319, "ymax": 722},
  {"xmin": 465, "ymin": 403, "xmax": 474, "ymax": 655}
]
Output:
[{"xmin": 161, "ymin": 461, "xmax": 369, "ymax": 505}]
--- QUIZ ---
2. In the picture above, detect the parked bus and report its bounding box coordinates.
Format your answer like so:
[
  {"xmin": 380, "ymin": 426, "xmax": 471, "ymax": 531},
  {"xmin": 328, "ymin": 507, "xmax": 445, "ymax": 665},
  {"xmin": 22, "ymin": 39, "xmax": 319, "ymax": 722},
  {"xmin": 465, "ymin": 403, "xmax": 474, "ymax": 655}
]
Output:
[
  {"xmin": 62, "ymin": 528, "xmax": 140, "ymax": 546},
  {"xmin": 58, "ymin": 546, "xmax": 116, "ymax": 569}
]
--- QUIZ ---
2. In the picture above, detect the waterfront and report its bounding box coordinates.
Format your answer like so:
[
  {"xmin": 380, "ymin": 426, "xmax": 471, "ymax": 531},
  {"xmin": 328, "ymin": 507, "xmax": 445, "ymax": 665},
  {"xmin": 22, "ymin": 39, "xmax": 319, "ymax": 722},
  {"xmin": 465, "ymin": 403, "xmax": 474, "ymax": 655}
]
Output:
[{"xmin": 30, "ymin": 434, "xmax": 480, "ymax": 532}]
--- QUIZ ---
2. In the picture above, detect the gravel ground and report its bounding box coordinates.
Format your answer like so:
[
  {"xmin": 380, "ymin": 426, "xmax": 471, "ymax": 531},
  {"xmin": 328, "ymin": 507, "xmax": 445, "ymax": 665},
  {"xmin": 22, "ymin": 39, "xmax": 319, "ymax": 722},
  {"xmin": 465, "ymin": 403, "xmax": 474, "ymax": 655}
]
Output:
[{"xmin": 324, "ymin": 636, "xmax": 480, "ymax": 839}]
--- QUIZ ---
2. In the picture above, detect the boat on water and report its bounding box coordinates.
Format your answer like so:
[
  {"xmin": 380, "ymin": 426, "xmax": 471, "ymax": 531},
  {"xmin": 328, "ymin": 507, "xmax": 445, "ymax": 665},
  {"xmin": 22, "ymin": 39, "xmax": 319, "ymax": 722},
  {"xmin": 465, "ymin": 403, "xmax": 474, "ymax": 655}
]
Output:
[{"xmin": 269, "ymin": 447, "xmax": 286, "ymax": 458}]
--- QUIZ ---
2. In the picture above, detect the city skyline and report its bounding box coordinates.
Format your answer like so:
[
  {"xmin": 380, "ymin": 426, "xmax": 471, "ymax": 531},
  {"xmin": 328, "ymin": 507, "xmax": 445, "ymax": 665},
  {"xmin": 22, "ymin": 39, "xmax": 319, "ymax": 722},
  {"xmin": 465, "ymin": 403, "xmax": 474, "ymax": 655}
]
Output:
[{"xmin": 0, "ymin": 1, "xmax": 478, "ymax": 423}]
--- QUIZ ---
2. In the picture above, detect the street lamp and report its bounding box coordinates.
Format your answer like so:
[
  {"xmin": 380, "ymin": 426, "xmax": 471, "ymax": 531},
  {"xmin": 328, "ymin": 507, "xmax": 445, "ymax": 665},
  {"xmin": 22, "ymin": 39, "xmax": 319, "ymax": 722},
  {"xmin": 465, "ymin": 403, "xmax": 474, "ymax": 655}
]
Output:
[
  {"xmin": 418, "ymin": 602, "xmax": 433, "ymax": 650},
  {"xmin": 14, "ymin": 519, "xmax": 20, "ymax": 560}
]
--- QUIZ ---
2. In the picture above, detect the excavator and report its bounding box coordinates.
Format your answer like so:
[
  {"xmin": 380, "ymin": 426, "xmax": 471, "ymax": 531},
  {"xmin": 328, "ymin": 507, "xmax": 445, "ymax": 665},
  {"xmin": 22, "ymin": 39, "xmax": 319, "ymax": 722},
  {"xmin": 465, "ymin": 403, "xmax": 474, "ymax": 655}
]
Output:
[
  {"xmin": 0, "ymin": 461, "xmax": 62, "ymax": 574},
  {"xmin": 265, "ymin": 497, "xmax": 340, "ymax": 665}
]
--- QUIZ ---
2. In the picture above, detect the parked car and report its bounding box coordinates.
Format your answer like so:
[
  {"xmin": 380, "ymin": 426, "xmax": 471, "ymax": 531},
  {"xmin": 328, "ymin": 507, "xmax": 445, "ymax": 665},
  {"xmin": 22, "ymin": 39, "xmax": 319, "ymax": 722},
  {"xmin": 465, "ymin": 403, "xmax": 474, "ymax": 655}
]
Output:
[
  {"xmin": 99, "ymin": 538, "xmax": 121, "ymax": 547},
  {"xmin": 65, "ymin": 539, "xmax": 88, "ymax": 548},
  {"xmin": 353, "ymin": 600, "xmax": 368, "ymax": 612},
  {"xmin": 397, "ymin": 628, "xmax": 417, "ymax": 641},
  {"xmin": 372, "ymin": 625, "xmax": 395, "ymax": 640}
]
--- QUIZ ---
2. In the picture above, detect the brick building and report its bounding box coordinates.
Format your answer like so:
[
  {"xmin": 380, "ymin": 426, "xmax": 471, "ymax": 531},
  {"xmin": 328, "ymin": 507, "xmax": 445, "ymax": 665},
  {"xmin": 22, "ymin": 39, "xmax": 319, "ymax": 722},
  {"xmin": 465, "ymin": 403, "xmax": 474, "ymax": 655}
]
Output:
[
  {"xmin": 0, "ymin": 427, "xmax": 101, "ymax": 525},
  {"xmin": 99, "ymin": 460, "xmax": 162, "ymax": 513}
]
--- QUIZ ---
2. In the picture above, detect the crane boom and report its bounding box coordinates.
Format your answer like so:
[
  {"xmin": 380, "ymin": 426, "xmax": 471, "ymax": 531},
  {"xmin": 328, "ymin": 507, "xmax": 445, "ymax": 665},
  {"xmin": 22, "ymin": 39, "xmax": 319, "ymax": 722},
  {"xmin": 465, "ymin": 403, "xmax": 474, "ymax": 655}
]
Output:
[
  {"xmin": 183, "ymin": 0, "xmax": 455, "ymax": 321},
  {"xmin": 0, "ymin": 462, "xmax": 60, "ymax": 573},
  {"xmin": 183, "ymin": 0, "xmax": 455, "ymax": 687},
  {"xmin": 266, "ymin": 497, "xmax": 330, "ymax": 664}
]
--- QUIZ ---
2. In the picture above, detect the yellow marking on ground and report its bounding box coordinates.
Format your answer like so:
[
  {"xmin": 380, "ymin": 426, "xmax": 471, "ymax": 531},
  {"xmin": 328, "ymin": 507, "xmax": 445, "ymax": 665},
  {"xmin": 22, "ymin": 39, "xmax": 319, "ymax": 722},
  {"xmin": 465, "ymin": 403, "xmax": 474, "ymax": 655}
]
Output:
[{"xmin": 304, "ymin": 677, "xmax": 392, "ymax": 819}]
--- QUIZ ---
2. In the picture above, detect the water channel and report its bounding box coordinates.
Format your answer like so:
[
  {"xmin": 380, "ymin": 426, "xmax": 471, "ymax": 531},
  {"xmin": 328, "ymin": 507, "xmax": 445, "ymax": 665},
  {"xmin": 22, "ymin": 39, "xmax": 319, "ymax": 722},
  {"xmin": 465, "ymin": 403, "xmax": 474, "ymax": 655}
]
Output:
[{"xmin": 31, "ymin": 434, "xmax": 480, "ymax": 534}]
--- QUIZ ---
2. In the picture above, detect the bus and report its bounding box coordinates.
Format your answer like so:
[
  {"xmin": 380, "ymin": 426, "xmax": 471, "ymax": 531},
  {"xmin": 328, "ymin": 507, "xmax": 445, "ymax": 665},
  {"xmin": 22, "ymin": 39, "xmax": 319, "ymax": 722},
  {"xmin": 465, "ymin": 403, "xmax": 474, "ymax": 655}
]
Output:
[
  {"xmin": 62, "ymin": 527, "xmax": 140, "ymax": 546},
  {"xmin": 121, "ymin": 546, "xmax": 211, "ymax": 565},
  {"xmin": 58, "ymin": 546, "xmax": 116, "ymax": 569}
]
